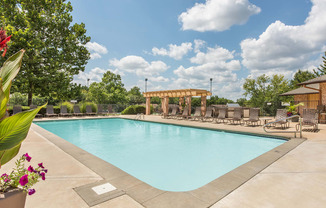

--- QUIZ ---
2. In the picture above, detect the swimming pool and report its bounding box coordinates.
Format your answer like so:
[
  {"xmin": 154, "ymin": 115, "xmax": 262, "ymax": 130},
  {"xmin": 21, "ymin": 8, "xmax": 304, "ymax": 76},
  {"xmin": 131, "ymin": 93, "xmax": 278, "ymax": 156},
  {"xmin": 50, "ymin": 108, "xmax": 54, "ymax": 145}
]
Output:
[{"xmin": 35, "ymin": 118, "xmax": 286, "ymax": 192}]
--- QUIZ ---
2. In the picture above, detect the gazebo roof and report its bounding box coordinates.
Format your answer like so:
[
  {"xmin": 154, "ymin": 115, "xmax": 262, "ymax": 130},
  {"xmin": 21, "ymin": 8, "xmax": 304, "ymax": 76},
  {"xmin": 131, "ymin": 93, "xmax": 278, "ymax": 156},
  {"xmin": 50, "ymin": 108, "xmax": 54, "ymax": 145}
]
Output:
[
  {"xmin": 143, "ymin": 89, "xmax": 212, "ymax": 98},
  {"xmin": 280, "ymin": 87, "xmax": 319, "ymax": 96},
  {"xmin": 299, "ymin": 75, "xmax": 326, "ymax": 85}
]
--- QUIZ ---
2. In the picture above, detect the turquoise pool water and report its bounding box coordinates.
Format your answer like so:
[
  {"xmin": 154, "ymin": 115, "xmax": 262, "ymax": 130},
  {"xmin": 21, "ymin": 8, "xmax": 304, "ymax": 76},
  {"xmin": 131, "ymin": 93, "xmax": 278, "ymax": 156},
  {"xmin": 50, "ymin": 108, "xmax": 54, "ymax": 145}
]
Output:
[{"xmin": 35, "ymin": 118, "xmax": 285, "ymax": 192}]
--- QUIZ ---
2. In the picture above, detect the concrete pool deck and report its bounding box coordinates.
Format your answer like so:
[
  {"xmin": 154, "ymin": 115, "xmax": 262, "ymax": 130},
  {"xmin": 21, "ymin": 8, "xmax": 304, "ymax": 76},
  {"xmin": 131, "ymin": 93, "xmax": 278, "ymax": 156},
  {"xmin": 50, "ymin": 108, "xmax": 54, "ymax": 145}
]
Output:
[{"xmin": 1, "ymin": 115, "xmax": 326, "ymax": 207}]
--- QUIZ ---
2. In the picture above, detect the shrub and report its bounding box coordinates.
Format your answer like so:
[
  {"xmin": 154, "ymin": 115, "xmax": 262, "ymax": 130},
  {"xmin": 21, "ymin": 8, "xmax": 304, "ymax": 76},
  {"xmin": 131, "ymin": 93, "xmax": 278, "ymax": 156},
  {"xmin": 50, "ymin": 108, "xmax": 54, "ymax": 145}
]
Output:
[
  {"xmin": 121, "ymin": 105, "xmax": 146, "ymax": 115},
  {"xmin": 80, "ymin": 102, "xmax": 97, "ymax": 113},
  {"xmin": 60, "ymin": 101, "xmax": 74, "ymax": 113}
]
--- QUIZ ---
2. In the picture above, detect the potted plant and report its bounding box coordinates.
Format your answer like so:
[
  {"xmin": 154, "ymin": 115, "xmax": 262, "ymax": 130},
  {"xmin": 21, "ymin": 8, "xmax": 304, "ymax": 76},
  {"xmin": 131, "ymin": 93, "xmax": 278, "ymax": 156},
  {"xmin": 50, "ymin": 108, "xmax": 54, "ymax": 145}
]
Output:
[
  {"xmin": 0, "ymin": 28, "xmax": 46, "ymax": 207},
  {"xmin": 286, "ymin": 103, "xmax": 304, "ymax": 122},
  {"xmin": 0, "ymin": 153, "xmax": 47, "ymax": 207}
]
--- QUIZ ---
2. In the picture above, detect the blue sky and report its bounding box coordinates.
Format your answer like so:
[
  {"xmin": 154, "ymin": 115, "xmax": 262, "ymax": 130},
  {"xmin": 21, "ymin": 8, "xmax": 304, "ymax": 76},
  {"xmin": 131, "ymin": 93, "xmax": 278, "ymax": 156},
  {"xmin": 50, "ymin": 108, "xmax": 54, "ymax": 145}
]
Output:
[{"xmin": 70, "ymin": 0, "xmax": 326, "ymax": 100}]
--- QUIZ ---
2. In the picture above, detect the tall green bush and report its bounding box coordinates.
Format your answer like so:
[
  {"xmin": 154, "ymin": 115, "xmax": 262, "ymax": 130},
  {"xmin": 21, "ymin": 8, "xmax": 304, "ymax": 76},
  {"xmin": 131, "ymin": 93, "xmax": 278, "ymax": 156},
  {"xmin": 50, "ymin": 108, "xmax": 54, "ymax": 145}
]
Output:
[{"xmin": 80, "ymin": 102, "xmax": 97, "ymax": 113}]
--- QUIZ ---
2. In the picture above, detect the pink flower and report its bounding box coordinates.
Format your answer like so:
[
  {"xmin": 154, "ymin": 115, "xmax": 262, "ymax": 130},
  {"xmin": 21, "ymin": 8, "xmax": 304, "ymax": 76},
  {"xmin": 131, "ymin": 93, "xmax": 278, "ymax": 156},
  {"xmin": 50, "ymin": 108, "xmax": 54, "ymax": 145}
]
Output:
[
  {"xmin": 23, "ymin": 153, "xmax": 32, "ymax": 162},
  {"xmin": 1, "ymin": 173, "xmax": 11, "ymax": 182},
  {"xmin": 27, "ymin": 165, "xmax": 34, "ymax": 172},
  {"xmin": 38, "ymin": 163, "xmax": 44, "ymax": 168},
  {"xmin": 0, "ymin": 28, "xmax": 11, "ymax": 57},
  {"xmin": 28, "ymin": 189, "xmax": 36, "ymax": 195},
  {"xmin": 39, "ymin": 172, "xmax": 46, "ymax": 180},
  {"xmin": 19, "ymin": 174, "xmax": 29, "ymax": 186}
]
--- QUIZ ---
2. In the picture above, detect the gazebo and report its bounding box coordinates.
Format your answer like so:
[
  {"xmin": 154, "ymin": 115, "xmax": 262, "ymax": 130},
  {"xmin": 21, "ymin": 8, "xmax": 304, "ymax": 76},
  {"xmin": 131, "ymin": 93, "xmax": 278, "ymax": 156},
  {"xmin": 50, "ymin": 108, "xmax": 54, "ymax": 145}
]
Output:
[{"xmin": 143, "ymin": 89, "xmax": 212, "ymax": 116}]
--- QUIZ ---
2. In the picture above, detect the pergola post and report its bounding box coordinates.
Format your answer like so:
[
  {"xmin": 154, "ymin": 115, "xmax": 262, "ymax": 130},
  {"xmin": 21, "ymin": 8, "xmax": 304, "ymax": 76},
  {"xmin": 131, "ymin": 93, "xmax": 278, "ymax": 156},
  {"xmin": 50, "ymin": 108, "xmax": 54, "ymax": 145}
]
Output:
[
  {"xmin": 179, "ymin": 97, "xmax": 184, "ymax": 112},
  {"xmin": 201, "ymin": 96, "xmax": 207, "ymax": 116},
  {"xmin": 186, "ymin": 96, "xmax": 192, "ymax": 115},
  {"xmin": 161, "ymin": 96, "xmax": 169, "ymax": 116},
  {"xmin": 145, "ymin": 97, "xmax": 151, "ymax": 115}
]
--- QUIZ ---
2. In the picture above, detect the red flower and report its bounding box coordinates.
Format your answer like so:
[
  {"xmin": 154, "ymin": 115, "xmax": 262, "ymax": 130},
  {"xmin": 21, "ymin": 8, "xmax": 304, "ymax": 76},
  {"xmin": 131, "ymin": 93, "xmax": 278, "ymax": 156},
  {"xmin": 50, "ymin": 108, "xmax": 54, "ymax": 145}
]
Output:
[
  {"xmin": 0, "ymin": 28, "xmax": 11, "ymax": 57},
  {"xmin": 19, "ymin": 174, "xmax": 29, "ymax": 186}
]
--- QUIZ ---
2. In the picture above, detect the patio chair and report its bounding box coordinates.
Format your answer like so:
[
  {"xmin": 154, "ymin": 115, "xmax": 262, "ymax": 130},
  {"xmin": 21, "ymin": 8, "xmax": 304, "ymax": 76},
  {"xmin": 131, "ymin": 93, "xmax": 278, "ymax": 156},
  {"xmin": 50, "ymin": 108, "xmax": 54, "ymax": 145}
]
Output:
[
  {"xmin": 13, "ymin": 105, "xmax": 22, "ymax": 115},
  {"xmin": 215, "ymin": 108, "xmax": 227, "ymax": 123},
  {"xmin": 73, "ymin": 105, "xmax": 84, "ymax": 116},
  {"xmin": 227, "ymin": 107, "xmax": 243, "ymax": 125},
  {"xmin": 201, "ymin": 107, "xmax": 214, "ymax": 122},
  {"xmin": 166, "ymin": 107, "xmax": 178, "ymax": 119},
  {"xmin": 296, "ymin": 109, "xmax": 318, "ymax": 131},
  {"xmin": 244, "ymin": 108, "xmax": 261, "ymax": 126},
  {"xmin": 85, "ymin": 105, "xmax": 96, "ymax": 116},
  {"xmin": 107, "ymin": 104, "xmax": 118, "ymax": 115},
  {"xmin": 97, "ymin": 104, "xmax": 107, "ymax": 116},
  {"xmin": 189, "ymin": 107, "xmax": 202, "ymax": 121},
  {"xmin": 59, "ymin": 105, "xmax": 72, "ymax": 117},
  {"xmin": 176, "ymin": 106, "xmax": 189, "ymax": 120},
  {"xmin": 30, "ymin": 105, "xmax": 43, "ymax": 118},
  {"xmin": 271, "ymin": 109, "xmax": 289, "ymax": 129},
  {"xmin": 45, "ymin": 105, "xmax": 58, "ymax": 117}
]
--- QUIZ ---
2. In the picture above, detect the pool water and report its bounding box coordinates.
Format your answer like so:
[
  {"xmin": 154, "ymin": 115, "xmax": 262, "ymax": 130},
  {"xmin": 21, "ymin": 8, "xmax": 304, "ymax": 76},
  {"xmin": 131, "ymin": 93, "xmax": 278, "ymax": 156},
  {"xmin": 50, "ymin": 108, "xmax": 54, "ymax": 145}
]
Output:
[{"xmin": 35, "ymin": 118, "xmax": 285, "ymax": 192}]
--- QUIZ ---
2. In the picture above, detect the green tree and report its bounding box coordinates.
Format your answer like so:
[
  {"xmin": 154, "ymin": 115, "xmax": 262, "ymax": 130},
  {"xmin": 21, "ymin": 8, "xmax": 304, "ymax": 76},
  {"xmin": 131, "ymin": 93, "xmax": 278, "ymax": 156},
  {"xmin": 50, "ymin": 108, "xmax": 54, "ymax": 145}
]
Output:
[
  {"xmin": 290, "ymin": 69, "xmax": 316, "ymax": 89},
  {"xmin": 314, "ymin": 52, "xmax": 326, "ymax": 75},
  {"xmin": 243, "ymin": 74, "xmax": 291, "ymax": 115},
  {"xmin": 127, "ymin": 86, "xmax": 145, "ymax": 104},
  {"xmin": 0, "ymin": 0, "xmax": 90, "ymax": 105},
  {"xmin": 207, "ymin": 96, "xmax": 233, "ymax": 105},
  {"xmin": 88, "ymin": 71, "xmax": 127, "ymax": 104},
  {"xmin": 236, "ymin": 98, "xmax": 248, "ymax": 107}
]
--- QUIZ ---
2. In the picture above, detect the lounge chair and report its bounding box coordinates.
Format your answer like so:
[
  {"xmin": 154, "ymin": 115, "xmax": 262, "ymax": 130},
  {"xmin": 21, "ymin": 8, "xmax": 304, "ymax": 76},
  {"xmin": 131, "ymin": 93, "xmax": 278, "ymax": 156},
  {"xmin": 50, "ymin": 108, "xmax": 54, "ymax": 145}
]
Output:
[
  {"xmin": 30, "ymin": 105, "xmax": 43, "ymax": 118},
  {"xmin": 201, "ymin": 107, "xmax": 214, "ymax": 122},
  {"xmin": 166, "ymin": 107, "xmax": 178, "ymax": 119},
  {"xmin": 244, "ymin": 108, "xmax": 261, "ymax": 126},
  {"xmin": 176, "ymin": 106, "xmax": 189, "ymax": 120},
  {"xmin": 227, "ymin": 107, "xmax": 243, "ymax": 125},
  {"xmin": 271, "ymin": 109, "xmax": 289, "ymax": 128},
  {"xmin": 13, "ymin": 105, "xmax": 22, "ymax": 115},
  {"xmin": 107, "ymin": 105, "xmax": 117, "ymax": 115},
  {"xmin": 97, "ymin": 104, "xmax": 107, "ymax": 116},
  {"xmin": 73, "ymin": 105, "xmax": 84, "ymax": 116},
  {"xmin": 189, "ymin": 107, "xmax": 202, "ymax": 121},
  {"xmin": 86, "ymin": 105, "xmax": 96, "ymax": 116},
  {"xmin": 59, "ymin": 105, "xmax": 72, "ymax": 117},
  {"xmin": 215, "ymin": 108, "xmax": 227, "ymax": 123},
  {"xmin": 296, "ymin": 109, "xmax": 318, "ymax": 131},
  {"xmin": 45, "ymin": 105, "xmax": 58, "ymax": 117}
]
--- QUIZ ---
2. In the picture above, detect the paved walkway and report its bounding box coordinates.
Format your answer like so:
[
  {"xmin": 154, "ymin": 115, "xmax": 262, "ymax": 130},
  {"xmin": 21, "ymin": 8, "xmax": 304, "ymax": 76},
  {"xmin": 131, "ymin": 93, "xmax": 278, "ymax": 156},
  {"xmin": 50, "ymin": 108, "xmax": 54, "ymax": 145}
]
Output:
[{"xmin": 1, "ymin": 115, "xmax": 326, "ymax": 207}]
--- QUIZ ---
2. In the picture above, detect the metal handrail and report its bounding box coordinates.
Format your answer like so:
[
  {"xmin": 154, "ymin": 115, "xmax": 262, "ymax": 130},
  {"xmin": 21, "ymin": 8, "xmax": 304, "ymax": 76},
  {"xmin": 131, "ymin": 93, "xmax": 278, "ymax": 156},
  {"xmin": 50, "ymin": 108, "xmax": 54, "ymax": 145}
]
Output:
[
  {"xmin": 134, "ymin": 113, "xmax": 144, "ymax": 120},
  {"xmin": 263, "ymin": 115, "xmax": 302, "ymax": 138}
]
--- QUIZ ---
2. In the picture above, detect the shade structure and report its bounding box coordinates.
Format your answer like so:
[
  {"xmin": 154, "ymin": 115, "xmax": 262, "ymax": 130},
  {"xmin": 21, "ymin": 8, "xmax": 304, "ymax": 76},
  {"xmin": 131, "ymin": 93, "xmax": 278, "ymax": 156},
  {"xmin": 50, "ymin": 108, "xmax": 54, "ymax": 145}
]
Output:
[
  {"xmin": 143, "ymin": 89, "xmax": 212, "ymax": 98},
  {"xmin": 143, "ymin": 89, "xmax": 212, "ymax": 116}
]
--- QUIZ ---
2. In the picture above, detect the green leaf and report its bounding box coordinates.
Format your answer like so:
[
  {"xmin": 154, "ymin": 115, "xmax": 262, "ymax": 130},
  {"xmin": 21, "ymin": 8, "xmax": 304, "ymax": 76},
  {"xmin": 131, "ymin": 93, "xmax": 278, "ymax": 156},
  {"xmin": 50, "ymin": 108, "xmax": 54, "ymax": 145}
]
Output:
[
  {"xmin": 0, "ymin": 50, "xmax": 25, "ymax": 92},
  {"xmin": 0, "ymin": 104, "xmax": 46, "ymax": 151},
  {"xmin": 0, "ymin": 143, "xmax": 21, "ymax": 167},
  {"xmin": 0, "ymin": 80, "xmax": 11, "ymax": 119}
]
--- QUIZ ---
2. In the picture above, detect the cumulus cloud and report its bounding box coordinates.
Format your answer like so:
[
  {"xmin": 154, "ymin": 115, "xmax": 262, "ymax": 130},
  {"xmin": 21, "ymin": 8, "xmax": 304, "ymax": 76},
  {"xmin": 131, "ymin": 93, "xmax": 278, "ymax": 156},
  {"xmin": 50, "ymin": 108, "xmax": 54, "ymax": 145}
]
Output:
[
  {"xmin": 179, "ymin": 0, "xmax": 261, "ymax": 32},
  {"xmin": 172, "ymin": 45, "xmax": 241, "ymax": 98},
  {"xmin": 109, "ymin": 55, "xmax": 169, "ymax": 77},
  {"xmin": 73, "ymin": 67, "xmax": 108, "ymax": 85},
  {"xmin": 194, "ymin": 39, "xmax": 206, "ymax": 53},
  {"xmin": 152, "ymin": 42, "xmax": 193, "ymax": 60},
  {"xmin": 241, "ymin": 0, "xmax": 326, "ymax": 76},
  {"xmin": 85, "ymin": 42, "xmax": 108, "ymax": 59}
]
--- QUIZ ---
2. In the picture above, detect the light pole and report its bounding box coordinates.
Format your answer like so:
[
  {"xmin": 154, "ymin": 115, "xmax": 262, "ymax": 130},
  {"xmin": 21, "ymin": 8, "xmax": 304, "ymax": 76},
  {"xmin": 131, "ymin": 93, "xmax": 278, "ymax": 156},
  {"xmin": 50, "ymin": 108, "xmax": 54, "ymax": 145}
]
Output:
[
  {"xmin": 87, "ymin": 78, "xmax": 90, "ymax": 87},
  {"xmin": 145, "ymin": 78, "xmax": 148, "ymax": 92},
  {"xmin": 210, "ymin": 78, "xmax": 213, "ymax": 96}
]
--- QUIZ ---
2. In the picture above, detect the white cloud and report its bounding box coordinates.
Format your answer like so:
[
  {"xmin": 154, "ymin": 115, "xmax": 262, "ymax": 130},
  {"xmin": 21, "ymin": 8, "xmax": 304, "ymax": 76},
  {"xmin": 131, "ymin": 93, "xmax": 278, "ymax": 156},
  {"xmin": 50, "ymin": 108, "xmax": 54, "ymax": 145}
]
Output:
[
  {"xmin": 172, "ymin": 45, "xmax": 242, "ymax": 98},
  {"xmin": 109, "ymin": 55, "xmax": 169, "ymax": 77},
  {"xmin": 179, "ymin": 0, "xmax": 261, "ymax": 32},
  {"xmin": 152, "ymin": 42, "xmax": 193, "ymax": 60},
  {"xmin": 85, "ymin": 42, "xmax": 108, "ymax": 59},
  {"xmin": 73, "ymin": 67, "xmax": 108, "ymax": 85},
  {"xmin": 241, "ymin": 0, "xmax": 326, "ymax": 76},
  {"xmin": 194, "ymin": 39, "xmax": 206, "ymax": 53}
]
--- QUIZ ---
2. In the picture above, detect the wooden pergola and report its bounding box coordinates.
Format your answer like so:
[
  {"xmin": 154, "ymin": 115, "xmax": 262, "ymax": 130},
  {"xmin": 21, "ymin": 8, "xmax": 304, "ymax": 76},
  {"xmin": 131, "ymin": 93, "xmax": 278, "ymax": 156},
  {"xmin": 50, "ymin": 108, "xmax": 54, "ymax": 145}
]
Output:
[{"xmin": 143, "ymin": 89, "xmax": 212, "ymax": 116}]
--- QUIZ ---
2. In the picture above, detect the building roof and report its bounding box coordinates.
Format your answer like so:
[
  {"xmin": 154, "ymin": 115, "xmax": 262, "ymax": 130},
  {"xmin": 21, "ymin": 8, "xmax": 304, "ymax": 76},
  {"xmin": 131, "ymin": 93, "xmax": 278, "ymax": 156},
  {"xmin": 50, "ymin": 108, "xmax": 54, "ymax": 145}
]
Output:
[
  {"xmin": 299, "ymin": 75, "xmax": 326, "ymax": 85},
  {"xmin": 280, "ymin": 87, "xmax": 319, "ymax": 96},
  {"xmin": 143, "ymin": 89, "xmax": 212, "ymax": 97}
]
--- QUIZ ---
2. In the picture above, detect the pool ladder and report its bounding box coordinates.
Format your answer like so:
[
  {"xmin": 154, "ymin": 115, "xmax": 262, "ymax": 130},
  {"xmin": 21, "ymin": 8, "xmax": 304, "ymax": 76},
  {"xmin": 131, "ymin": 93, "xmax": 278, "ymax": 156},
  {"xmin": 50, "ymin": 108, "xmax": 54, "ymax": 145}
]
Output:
[
  {"xmin": 135, "ymin": 113, "xmax": 144, "ymax": 120},
  {"xmin": 263, "ymin": 115, "xmax": 302, "ymax": 138}
]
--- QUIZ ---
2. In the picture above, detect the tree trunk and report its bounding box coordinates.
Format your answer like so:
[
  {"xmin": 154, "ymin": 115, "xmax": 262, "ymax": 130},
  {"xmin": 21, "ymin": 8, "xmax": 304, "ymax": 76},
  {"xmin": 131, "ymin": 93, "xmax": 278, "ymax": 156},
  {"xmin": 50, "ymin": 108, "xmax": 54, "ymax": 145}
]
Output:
[{"xmin": 28, "ymin": 90, "xmax": 33, "ymax": 106}]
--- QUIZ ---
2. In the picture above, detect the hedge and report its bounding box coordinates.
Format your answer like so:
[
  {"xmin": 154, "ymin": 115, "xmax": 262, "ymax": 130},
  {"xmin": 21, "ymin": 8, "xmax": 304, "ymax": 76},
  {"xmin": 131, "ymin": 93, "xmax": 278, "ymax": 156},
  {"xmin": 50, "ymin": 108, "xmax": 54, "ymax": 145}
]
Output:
[{"xmin": 121, "ymin": 105, "xmax": 153, "ymax": 115}]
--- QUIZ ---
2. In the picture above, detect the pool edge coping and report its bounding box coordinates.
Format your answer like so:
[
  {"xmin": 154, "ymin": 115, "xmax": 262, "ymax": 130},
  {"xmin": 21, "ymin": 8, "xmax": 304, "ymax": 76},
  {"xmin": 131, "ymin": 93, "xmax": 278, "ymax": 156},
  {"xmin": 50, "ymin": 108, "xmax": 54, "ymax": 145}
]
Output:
[{"xmin": 31, "ymin": 118, "xmax": 305, "ymax": 208}]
